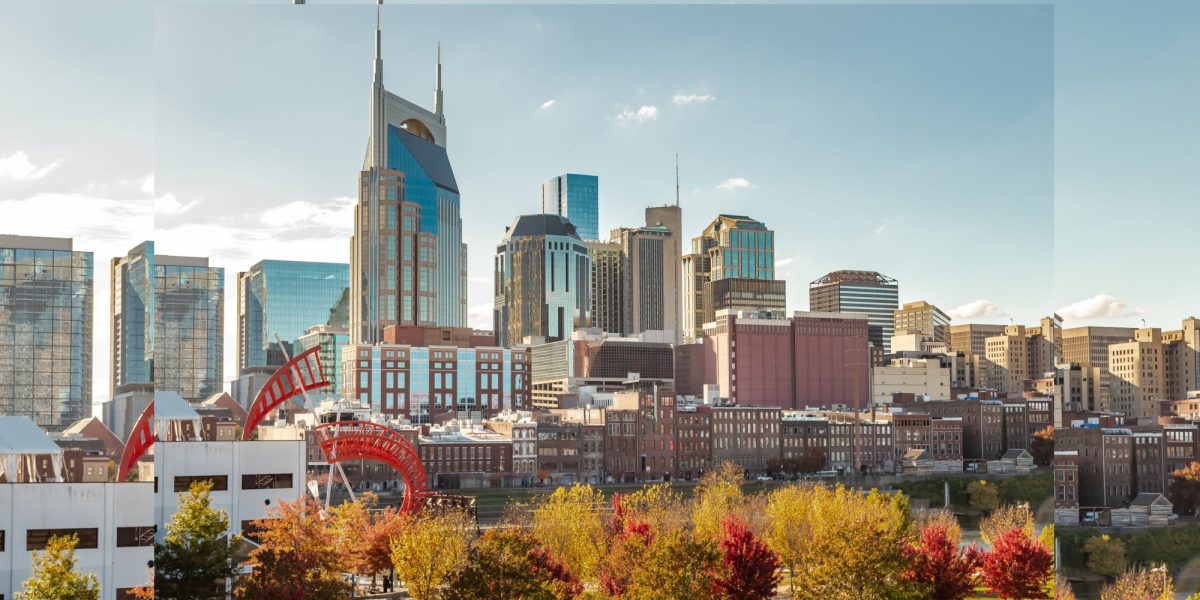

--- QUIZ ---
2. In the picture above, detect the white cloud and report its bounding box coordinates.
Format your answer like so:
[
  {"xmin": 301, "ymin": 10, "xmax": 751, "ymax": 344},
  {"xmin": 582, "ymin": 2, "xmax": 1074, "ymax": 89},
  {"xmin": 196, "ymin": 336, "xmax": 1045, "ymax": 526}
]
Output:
[
  {"xmin": 154, "ymin": 193, "xmax": 201, "ymax": 215},
  {"xmin": 948, "ymin": 299, "xmax": 1010, "ymax": 320},
  {"xmin": 468, "ymin": 303, "xmax": 492, "ymax": 330},
  {"xmin": 539, "ymin": 99, "xmax": 556, "ymax": 110},
  {"xmin": 614, "ymin": 105, "xmax": 658, "ymax": 124},
  {"xmin": 259, "ymin": 197, "xmax": 355, "ymax": 229},
  {"xmin": 717, "ymin": 177, "xmax": 753, "ymax": 190},
  {"xmin": 672, "ymin": 93, "xmax": 715, "ymax": 105},
  {"xmin": 141, "ymin": 174, "xmax": 154, "ymax": 195},
  {"xmin": 1056, "ymin": 294, "xmax": 1144, "ymax": 320},
  {"xmin": 0, "ymin": 151, "xmax": 61, "ymax": 181},
  {"xmin": 874, "ymin": 225, "xmax": 888, "ymax": 235},
  {"xmin": 775, "ymin": 256, "xmax": 801, "ymax": 268}
]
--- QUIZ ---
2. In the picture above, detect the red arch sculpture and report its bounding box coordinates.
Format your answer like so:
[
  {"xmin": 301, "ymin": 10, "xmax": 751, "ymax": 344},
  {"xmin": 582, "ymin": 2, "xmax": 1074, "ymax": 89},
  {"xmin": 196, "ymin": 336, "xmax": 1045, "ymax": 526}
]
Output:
[
  {"xmin": 314, "ymin": 420, "xmax": 430, "ymax": 514},
  {"xmin": 117, "ymin": 402, "xmax": 156, "ymax": 482},
  {"xmin": 242, "ymin": 345, "xmax": 331, "ymax": 441}
]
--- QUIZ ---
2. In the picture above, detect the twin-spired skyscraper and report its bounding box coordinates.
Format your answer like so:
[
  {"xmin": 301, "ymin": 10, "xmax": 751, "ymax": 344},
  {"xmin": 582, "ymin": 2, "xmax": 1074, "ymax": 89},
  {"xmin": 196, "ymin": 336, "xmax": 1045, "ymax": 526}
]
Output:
[{"xmin": 350, "ymin": 7, "xmax": 467, "ymax": 344}]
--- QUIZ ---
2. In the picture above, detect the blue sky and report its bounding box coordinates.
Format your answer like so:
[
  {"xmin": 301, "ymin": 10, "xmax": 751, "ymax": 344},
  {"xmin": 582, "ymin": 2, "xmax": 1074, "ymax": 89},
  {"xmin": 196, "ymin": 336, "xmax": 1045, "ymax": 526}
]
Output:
[{"xmin": 0, "ymin": 1, "xmax": 1196, "ymax": 405}]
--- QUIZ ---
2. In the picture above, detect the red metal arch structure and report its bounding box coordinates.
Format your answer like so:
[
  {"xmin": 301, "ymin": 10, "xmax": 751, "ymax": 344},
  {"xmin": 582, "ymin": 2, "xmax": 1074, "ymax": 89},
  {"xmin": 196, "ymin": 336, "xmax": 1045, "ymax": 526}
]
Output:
[
  {"xmin": 314, "ymin": 421, "xmax": 431, "ymax": 514},
  {"xmin": 117, "ymin": 402, "xmax": 155, "ymax": 482},
  {"xmin": 242, "ymin": 345, "xmax": 331, "ymax": 441}
]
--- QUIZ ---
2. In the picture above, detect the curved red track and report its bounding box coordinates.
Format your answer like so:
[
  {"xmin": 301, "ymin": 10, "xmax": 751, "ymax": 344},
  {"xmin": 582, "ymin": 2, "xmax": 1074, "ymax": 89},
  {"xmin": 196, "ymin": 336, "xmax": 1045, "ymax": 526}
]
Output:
[
  {"xmin": 314, "ymin": 420, "xmax": 430, "ymax": 514},
  {"xmin": 242, "ymin": 345, "xmax": 331, "ymax": 441}
]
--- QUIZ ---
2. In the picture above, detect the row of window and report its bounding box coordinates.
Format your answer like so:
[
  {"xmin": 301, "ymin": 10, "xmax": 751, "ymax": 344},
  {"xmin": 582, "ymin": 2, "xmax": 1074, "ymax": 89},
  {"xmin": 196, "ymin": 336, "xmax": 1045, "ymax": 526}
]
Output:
[
  {"xmin": 0, "ymin": 526, "xmax": 156, "ymax": 552},
  {"xmin": 173, "ymin": 473, "xmax": 294, "ymax": 492}
]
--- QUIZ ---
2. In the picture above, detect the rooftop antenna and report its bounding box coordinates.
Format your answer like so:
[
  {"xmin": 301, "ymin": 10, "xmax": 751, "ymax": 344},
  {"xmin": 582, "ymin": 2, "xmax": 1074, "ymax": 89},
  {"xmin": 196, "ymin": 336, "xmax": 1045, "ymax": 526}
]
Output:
[{"xmin": 674, "ymin": 152, "xmax": 680, "ymax": 206}]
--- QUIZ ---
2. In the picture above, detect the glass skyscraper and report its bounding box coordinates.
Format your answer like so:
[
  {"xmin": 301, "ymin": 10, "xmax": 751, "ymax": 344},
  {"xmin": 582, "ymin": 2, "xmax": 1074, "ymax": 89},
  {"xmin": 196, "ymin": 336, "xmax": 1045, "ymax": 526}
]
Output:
[
  {"xmin": 542, "ymin": 174, "xmax": 599, "ymax": 242},
  {"xmin": 0, "ymin": 235, "xmax": 92, "ymax": 431},
  {"xmin": 494, "ymin": 214, "xmax": 591, "ymax": 347},
  {"xmin": 237, "ymin": 260, "xmax": 349, "ymax": 373},
  {"xmin": 111, "ymin": 241, "xmax": 224, "ymax": 402},
  {"xmin": 350, "ymin": 14, "xmax": 466, "ymax": 344},
  {"xmin": 809, "ymin": 270, "xmax": 900, "ymax": 354},
  {"xmin": 682, "ymin": 214, "xmax": 780, "ymax": 342}
]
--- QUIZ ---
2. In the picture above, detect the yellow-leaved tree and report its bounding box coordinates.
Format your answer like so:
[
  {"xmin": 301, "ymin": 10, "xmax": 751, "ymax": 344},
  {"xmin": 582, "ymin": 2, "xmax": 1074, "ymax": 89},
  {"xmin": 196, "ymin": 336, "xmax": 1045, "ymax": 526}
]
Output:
[
  {"xmin": 529, "ymin": 483, "xmax": 608, "ymax": 584},
  {"xmin": 692, "ymin": 461, "xmax": 745, "ymax": 541},
  {"xmin": 390, "ymin": 509, "xmax": 475, "ymax": 600},
  {"xmin": 621, "ymin": 482, "xmax": 688, "ymax": 536},
  {"xmin": 763, "ymin": 484, "xmax": 817, "ymax": 598},
  {"xmin": 980, "ymin": 502, "xmax": 1034, "ymax": 545}
]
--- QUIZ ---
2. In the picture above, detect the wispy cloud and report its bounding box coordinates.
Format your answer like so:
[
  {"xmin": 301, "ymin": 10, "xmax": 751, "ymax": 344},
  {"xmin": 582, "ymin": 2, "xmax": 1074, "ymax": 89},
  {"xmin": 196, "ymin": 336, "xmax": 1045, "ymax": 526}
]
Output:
[
  {"xmin": 672, "ymin": 93, "xmax": 715, "ymax": 105},
  {"xmin": 717, "ymin": 177, "xmax": 753, "ymax": 190},
  {"xmin": 874, "ymin": 225, "xmax": 888, "ymax": 235},
  {"xmin": 614, "ymin": 105, "xmax": 658, "ymax": 124},
  {"xmin": 468, "ymin": 303, "xmax": 492, "ymax": 330},
  {"xmin": 539, "ymin": 99, "xmax": 556, "ymax": 111},
  {"xmin": 140, "ymin": 174, "xmax": 154, "ymax": 195},
  {"xmin": 1056, "ymin": 294, "xmax": 1143, "ymax": 320},
  {"xmin": 155, "ymin": 193, "xmax": 201, "ymax": 215},
  {"xmin": 775, "ymin": 256, "xmax": 801, "ymax": 268},
  {"xmin": 948, "ymin": 299, "xmax": 1011, "ymax": 320},
  {"xmin": 0, "ymin": 151, "xmax": 61, "ymax": 181}
]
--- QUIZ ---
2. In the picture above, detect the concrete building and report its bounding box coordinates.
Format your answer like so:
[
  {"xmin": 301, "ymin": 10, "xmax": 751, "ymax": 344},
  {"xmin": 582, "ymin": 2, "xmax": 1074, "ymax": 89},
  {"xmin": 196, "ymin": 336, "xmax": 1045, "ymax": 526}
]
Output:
[
  {"xmin": 701, "ymin": 278, "xmax": 786, "ymax": 327},
  {"xmin": 529, "ymin": 329, "xmax": 673, "ymax": 409},
  {"xmin": 1163, "ymin": 318, "xmax": 1200, "ymax": 400},
  {"xmin": 613, "ymin": 221, "xmax": 680, "ymax": 342},
  {"xmin": 710, "ymin": 405, "xmax": 780, "ymax": 474},
  {"xmin": 1055, "ymin": 426, "xmax": 1134, "ymax": 508},
  {"xmin": 585, "ymin": 240, "xmax": 622, "ymax": 336},
  {"xmin": 642, "ymin": 205, "xmax": 683, "ymax": 342},
  {"xmin": 1110, "ymin": 328, "xmax": 1167, "ymax": 420},
  {"xmin": 1061, "ymin": 326, "xmax": 1137, "ymax": 410},
  {"xmin": 0, "ymin": 236, "xmax": 93, "ymax": 431},
  {"xmin": 948, "ymin": 323, "xmax": 1007, "ymax": 358},
  {"xmin": 541, "ymin": 174, "xmax": 599, "ymax": 242},
  {"xmin": 872, "ymin": 357, "xmax": 952, "ymax": 405},
  {"xmin": 682, "ymin": 215, "xmax": 777, "ymax": 343},
  {"xmin": 493, "ymin": 214, "xmax": 590, "ymax": 347},
  {"xmin": 236, "ymin": 260, "xmax": 348, "ymax": 375},
  {"xmin": 704, "ymin": 310, "xmax": 871, "ymax": 410},
  {"xmin": 343, "ymin": 325, "xmax": 530, "ymax": 423},
  {"xmin": 0, "ymin": 418, "xmax": 153, "ymax": 600},
  {"xmin": 809, "ymin": 270, "xmax": 898, "ymax": 357},
  {"xmin": 484, "ymin": 411, "xmax": 537, "ymax": 486},
  {"xmin": 417, "ymin": 418, "xmax": 513, "ymax": 489},
  {"xmin": 111, "ymin": 242, "xmax": 224, "ymax": 403},
  {"xmin": 982, "ymin": 318, "xmax": 1061, "ymax": 394},
  {"xmin": 893, "ymin": 300, "xmax": 950, "ymax": 344},
  {"xmin": 914, "ymin": 398, "xmax": 1005, "ymax": 460},
  {"xmin": 350, "ymin": 18, "xmax": 466, "ymax": 343}
]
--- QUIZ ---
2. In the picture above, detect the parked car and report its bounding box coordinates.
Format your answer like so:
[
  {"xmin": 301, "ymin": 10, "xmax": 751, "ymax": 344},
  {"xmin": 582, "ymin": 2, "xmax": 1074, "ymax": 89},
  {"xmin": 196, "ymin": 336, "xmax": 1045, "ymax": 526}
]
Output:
[{"xmin": 755, "ymin": 475, "xmax": 773, "ymax": 482}]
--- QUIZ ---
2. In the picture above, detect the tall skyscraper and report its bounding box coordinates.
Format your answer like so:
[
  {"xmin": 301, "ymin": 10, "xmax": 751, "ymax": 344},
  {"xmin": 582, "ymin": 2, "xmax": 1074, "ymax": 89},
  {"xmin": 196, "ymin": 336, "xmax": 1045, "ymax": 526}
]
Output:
[
  {"xmin": 1061, "ymin": 325, "xmax": 1137, "ymax": 409},
  {"xmin": 111, "ymin": 241, "xmax": 224, "ymax": 403},
  {"xmin": 682, "ymin": 214, "xmax": 779, "ymax": 342},
  {"xmin": 493, "ymin": 214, "xmax": 590, "ymax": 347},
  {"xmin": 613, "ymin": 222, "xmax": 680, "ymax": 342},
  {"xmin": 542, "ymin": 174, "xmax": 599, "ymax": 242},
  {"xmin": 809, "ymin": 270, "xmax": 899, "ymax": 356},
  {"xmin": 585, "ymin": 240, "xmax": 623, "ymax": 335},
  {"xmin": 0, "ymin": 235, "xmax": 93, "ymax": 431},
  {"xmin": 236, "ymin": 260, "xmax": 349, "ymax": 374},
  {"xmin": 350, "ymin": 9, "xmax": 466, "ymax": 344}
]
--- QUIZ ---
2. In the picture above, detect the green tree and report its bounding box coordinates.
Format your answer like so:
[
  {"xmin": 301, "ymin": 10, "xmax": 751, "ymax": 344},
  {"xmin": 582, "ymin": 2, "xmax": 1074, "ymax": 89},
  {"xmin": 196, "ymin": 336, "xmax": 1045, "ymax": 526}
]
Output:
[
  {"xmin": 17, "ymin": 534, "xmax": 100, "ymax": 600},
  {"xmin": 154, "ymin": 480, "xmax": 240, "ymax": 600},
  {"xmin": 234, "ymin": 497, "xmax": 350, "ymax": 600},
  {"xmin": 1084, "ymin": 534, "xmax": 1127, "ymax": 578},
  {"xmin": 391, "ymin": 509, "xmax": 475, "ymax": 600},
  {"xmin": 967, "ymin": 480, "xmax": 1000, "ymax": 512},
  {"xmin": 692, "ymin": 461, "xmax": 746, "ymax": 541}
]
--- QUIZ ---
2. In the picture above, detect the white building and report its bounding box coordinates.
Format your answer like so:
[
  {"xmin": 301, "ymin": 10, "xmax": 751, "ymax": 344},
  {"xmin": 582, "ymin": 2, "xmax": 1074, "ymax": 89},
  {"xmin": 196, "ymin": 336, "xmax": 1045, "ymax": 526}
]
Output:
[
  {"xmin": 872, "ymin": 357, "xmax": 952, "ymax": 405},
  {"xmin": 0, "ymin": 417, "xmax": 154, "ymax": 599}
]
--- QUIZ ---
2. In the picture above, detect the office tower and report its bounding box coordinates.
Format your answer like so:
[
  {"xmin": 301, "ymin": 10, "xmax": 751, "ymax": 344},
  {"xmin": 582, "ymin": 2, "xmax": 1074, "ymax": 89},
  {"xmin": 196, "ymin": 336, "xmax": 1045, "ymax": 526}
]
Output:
[
  {"xmin": 948, "ymin": 323, "xmax": 1008, "ymax": 356},
  {"xmin": 981, "ymin": 318, "xmax": 1060, "ymax": 394},
  {"xmin": 1061, "ymin": 325, "xmax": 1137, "ymax": 410},
  {"xmin": 528, "ymin": 329, "xmax": 674, "ymax": 409},
  {"xmin": 682, "ymin": 214, "xmax": 778, "ymax": 342},
  {"xmin": 542, "ymin": 174, "xmax": 599, "ymax": 242},
  {"xmin": 586, "ymin": 240, "xmax": 622, "ymax": 335},
  {"xmin": 493, "ymin": 214, "xmax": 590, "ymax": 347},
  {"xmin": 1109, "ymin": 328, "xmax": 1166, "ymax": 420},
  {"xmin": 894, "ymin": 300, "xmax": 951, "ymax": 344},
  {"xmin": 0, "ymin": 235, "xmax": 92, "ymax": 431},
  {"xmin": 350, "ymin": 10, "xmax": 466, "ymax": 345},
  {"xmin": 644, "ymin": 205, "xmax": 683, "ymax": 341},
  {"xmin": 809, "ymin": 270, "xmax": 899, "ymax": 356},
  {"xmin": 236, "ymin": 260, "xmax": 349, "ymax": 373},
  {"xmin": 297, "ymin": 324, "xmax": 349, "ymax": 396},
  {"xmin": 701, "ymin": 278, "xmax": 786, "ymax": 325},
  {"xmin": 1163, "ymin": 317, "xmax": 1200, "ymax": 400},
  {"xmin": 111, "ymin": 241, "xmax": 224, "ymax": 403},
  {"xmin": 613, "ymin": 223, "xmax": 680, "ymax": 341}
]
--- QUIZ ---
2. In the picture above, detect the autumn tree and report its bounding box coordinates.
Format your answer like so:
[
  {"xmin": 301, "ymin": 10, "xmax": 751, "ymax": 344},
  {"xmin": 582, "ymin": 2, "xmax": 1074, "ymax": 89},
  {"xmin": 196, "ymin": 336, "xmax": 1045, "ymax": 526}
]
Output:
[
  {"xmin": 625, "ymin": 531, "xmax": 722, "ymax": 600},
  {"xmin": 529, "ymin": 484, "xmax": 608, "ymax": 583},
  {"xmin": 712, "ymin": 514, "xmax": 781, "ymax": 600},
  {"xmin": 445, "ymin": 529, "xmax": 582, "ymax": 600},
  {"xmin": 901, "ymin": 522, "xmax": 982, "ymax": 600},
  {"xmin": 390, "ymin": 508, "xmax": 475, "ymax": 600},
  {"xmin": 1100, "ymin": 565, "xmax": 1174, "ymax": 600},
  {"xmin": 1030, "ymin": 426, "xmax": 1055, "ymax": 466},
  {"xmin": 234, "ymin": 497, "xmax": 350, "ymax": 600},
  {"xmin": 620, "ymin": 483, "xmax": 688, "ymax": 536},
  {"xmin": 155, "ymin": 480, "xmax": 240, "ymax": 600},
  {"xmin": 17, "ymin": 534, "xmax": 100, "ymax": 600},
  {"xmin": 1053, "ymin": 576, "xmax": 1077, "ymax": 600},
  {"xmin": 915, "ymin": 509, "xmax": 962, "ymax": 546},
  {"xmin": 1083, "ymin": 534, "xmax": 1127, "ymax": 578},
  {"xmin": 967, "ymin": 480, "xmax": 1000, "ymax": 512},
  {"xmin": 600, "ymin": 494, "xmax": 655, "ymax": 597},
  {"xmin": 980, "ymin": 503, "xmax": 1034, "ymax": 545},
  {"xmin": 1168, "ymin": 461, "xmax": 1200, "ymax": 515},
  {"xmin": 327, "ymin": 493, "xmax": 375, "ymax": 578},
  {"xmin": 364, "ymin": 505, "xmax": 409, "ymax": 585},
  {"xmin": 1038, "ymin": 524, "xmax": 1055, "ymax": 552},
  {"xmin": 692, "ymin": 461, "xmax": 746, "ymax": 541},
  {"xmin": 980, "ymin": 528, "xmax": 1054, "ymax": 600}
]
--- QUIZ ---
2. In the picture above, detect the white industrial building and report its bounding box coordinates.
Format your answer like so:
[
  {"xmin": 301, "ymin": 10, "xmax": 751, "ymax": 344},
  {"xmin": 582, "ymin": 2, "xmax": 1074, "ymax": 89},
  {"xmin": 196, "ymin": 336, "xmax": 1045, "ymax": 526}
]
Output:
[{"xmin": 0, "ymin": 416, "xmax": 154, "ymax": 599}]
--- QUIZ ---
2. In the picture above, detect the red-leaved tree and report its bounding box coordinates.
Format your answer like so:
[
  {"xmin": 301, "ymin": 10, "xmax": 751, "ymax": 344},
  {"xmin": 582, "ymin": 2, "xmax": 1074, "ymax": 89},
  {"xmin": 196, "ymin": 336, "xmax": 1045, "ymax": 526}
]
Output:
[
  {"xmin": 902, "ymin": 523, "xmax": 983, "ymax": 600},
  {"xmin": 711, "ymin": 514, "xmax": 782, "ymax": 600},
  {"xmin": 981, "ymin": 528, "xmax": 1054, "ymax": 600}
]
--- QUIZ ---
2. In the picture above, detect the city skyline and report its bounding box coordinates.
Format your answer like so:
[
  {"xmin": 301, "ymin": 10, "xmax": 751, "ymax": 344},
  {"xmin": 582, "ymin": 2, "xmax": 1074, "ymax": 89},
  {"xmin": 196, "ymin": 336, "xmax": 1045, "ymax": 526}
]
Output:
[{"xmin": 2, "ymin": 0, "xmax": 1198, "ymax": 406}]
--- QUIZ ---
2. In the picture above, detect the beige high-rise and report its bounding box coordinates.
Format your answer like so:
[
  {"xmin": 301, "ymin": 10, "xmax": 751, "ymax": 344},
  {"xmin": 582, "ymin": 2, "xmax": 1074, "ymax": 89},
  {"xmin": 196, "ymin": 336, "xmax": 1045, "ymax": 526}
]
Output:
[
  {"xmin": 1062, "ymin": 326, "xmax": 1137, "ymax": 408},
  {"xmin": 894, "ymin": 300, "xmax": 950, "ymax": 344},
  {"xmin": 1109, "ymin": 328, "xmax": 1166, "ymax": 419}
]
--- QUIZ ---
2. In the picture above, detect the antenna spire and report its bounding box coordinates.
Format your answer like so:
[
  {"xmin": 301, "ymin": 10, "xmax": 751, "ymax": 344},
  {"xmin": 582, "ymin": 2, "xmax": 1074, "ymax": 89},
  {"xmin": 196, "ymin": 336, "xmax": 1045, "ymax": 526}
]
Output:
[
  {"xmin": 674, "ymin": 152, "xmax": 680, "ymax": 206},
  {"xmin": 435, "ymin": 42, "xmax": 445, "ymax": 122}
]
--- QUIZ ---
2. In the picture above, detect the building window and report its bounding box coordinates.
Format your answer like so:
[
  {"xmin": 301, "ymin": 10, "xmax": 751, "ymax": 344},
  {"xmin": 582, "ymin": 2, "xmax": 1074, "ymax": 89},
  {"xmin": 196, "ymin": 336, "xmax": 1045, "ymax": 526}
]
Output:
[
  {"xmin": 174, "ymin": 475, "xmax": 229, "ymax": 492},
  {"xmin": 116, "ymin": 526, "xmax": 156, "ymax": 547},
  {"xmin": 26, "ymin": 528, "xmax": 99, "ymax": 551},
  {"xmin": 242, "ymin": 473, "xmax": 294, "ymax": 490}
]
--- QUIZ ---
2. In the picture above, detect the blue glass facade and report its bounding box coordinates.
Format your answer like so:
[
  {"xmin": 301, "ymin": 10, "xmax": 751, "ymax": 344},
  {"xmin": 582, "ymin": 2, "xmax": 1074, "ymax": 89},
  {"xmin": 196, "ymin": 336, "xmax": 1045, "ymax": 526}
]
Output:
[
  {"xmin": 237, "ymin": 260, "xmax": 349, "ymax": 371},
  {"xmin": 542, "ymin": 174, "xmax": 599, "ymax": 242},
  {"xmin": 0, "ymin": 236, "xmax": 93, "ymax": 431}
]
